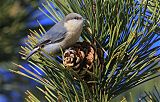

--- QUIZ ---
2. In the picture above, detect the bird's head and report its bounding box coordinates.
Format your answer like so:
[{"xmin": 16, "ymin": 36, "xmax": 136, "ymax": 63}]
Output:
[{"xmin": 64, "ymin": 13, "xmax": 84, "ymax": 32}]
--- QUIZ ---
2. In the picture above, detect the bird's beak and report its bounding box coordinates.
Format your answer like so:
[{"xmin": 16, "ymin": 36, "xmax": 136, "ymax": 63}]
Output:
[{"xmin": 26, "ymin": 46, "xmax": 40, "ymax": 60}]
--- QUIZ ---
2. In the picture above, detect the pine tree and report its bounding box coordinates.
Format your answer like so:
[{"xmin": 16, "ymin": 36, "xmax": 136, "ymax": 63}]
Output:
[{"xmin": 12, "ymin": 0, "xmax": 160, "ymax": 101}]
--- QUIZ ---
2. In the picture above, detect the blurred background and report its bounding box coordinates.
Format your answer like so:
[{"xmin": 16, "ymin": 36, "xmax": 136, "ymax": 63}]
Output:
[
  {"xmin": 0, "ymin": 0, "xmax": 54, "ymax": 101},
  {"xmin": 0, "ymin": 0, "xmax": 159, "ymax": 102}
]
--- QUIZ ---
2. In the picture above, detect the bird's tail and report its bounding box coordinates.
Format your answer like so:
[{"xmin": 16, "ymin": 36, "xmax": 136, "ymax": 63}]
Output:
[{"xmin": 26, "ymin": 46, "xmax": 40, "ymax": 60}]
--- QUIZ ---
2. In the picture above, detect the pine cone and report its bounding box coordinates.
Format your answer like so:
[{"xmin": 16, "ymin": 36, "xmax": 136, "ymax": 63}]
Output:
[
  {"xmin": 63, "ymin": 47, "xmax": 85, "ymax": 73},
  {"xmin": 63, "ymin": 41, "xmax": 100, "ymax": 81}
]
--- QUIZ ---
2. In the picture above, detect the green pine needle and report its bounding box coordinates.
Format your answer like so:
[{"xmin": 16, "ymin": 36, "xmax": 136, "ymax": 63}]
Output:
[{"xmin": 11, "ymin": 0, "xmax": 160, "ymax": 101}]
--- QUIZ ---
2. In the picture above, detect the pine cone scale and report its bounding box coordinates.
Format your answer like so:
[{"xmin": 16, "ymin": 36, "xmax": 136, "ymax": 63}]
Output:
[{"xmin": 63, "ymin": 41, "xmax": 101, "ymax": 81}]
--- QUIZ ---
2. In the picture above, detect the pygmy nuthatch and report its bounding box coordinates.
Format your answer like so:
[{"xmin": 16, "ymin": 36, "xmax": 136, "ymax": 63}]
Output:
[{"xmin": 26, "ymin": 13, "xmax": 84, "ymax": 60}]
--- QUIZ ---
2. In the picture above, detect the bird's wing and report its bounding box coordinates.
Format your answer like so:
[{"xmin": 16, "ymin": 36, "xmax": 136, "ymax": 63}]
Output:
[{"xmin": 36, "ymin": 22, "xmax": 67, "ymax": 48}]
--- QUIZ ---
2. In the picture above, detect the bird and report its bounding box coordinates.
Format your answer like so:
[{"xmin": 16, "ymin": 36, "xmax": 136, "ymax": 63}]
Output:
[{"xmin": 26, "ymin": 13, "xmax": 84, "ymax": 60}]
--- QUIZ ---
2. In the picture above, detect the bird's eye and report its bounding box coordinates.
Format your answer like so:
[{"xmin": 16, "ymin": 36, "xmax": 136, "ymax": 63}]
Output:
[{"xmin": 74, "ymin": 17, "xmax": 79, "ymax": 20}]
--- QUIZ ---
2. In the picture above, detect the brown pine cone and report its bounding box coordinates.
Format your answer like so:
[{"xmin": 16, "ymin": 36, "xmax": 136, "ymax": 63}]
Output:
[
  {"xmin": 63, "ymin": 41, "xmax": 100, "ymax": 81},
  {"xmin": 63, "ymin": 47, "xmax": 85, "ymax": 73}
]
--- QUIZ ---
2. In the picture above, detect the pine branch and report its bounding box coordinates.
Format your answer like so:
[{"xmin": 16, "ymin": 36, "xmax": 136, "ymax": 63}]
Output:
[{"xmin": 11, "ymin": 0, "xmax": 160, "ymax": 101}]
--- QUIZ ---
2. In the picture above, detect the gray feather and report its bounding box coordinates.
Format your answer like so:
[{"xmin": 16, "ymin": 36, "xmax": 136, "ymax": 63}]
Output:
[
  {"xmin": 26, "ymin": 46, "xmax": 40, "ymax": 60},
  {"xmin": 37, "ymin": 21, "xmax": 67, "ymax": 47}
]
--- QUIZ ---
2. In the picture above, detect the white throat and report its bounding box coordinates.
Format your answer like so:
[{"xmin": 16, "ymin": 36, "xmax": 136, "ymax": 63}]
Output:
[{"xmin": 64, "ymin": 20, "xmax": 83, "ymax": 32}]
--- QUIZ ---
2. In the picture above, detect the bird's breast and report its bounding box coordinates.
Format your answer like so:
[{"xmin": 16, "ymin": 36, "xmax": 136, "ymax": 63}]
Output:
[{"xmin": 62, "ymin": 30, "xmax": 81, "ymax": 47}]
